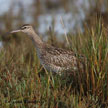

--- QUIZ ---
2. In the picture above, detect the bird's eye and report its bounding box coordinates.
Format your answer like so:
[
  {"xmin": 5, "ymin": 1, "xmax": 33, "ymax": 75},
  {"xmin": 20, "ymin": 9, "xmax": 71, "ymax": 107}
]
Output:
[
  {"xmin": 22, "ymin": 26, "xmax": 27, "ymax": 29},
  {"xmin": 24, "ymin": 27, "xmax": 27, "ymax": 29}
]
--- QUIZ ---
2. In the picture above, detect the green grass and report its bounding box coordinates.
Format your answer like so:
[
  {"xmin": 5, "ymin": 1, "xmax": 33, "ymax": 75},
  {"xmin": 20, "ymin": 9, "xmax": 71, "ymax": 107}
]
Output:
[{"xmin": 0, "ymin": 20, "xmax": 108, "ymax": 108}]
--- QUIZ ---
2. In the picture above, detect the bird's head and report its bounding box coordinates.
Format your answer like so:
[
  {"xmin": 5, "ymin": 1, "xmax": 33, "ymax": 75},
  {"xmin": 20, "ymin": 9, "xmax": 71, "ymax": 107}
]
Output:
[{"xmin": 10, "ymin": 24, "xmax": 34, "ymax": 35}]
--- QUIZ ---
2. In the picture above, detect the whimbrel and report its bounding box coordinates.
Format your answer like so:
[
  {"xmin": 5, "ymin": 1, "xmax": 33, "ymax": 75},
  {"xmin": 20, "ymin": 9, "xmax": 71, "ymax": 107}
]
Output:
[{"xmin": 9, "ymin": 24, "xmax": 86, "ymax": 75}]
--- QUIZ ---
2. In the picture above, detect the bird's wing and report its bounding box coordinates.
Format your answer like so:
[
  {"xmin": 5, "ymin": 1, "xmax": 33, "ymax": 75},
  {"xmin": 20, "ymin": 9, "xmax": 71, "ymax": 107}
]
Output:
[{"xmin": 44, "ymin": 46, "xmax": 84, "ymax": 71}]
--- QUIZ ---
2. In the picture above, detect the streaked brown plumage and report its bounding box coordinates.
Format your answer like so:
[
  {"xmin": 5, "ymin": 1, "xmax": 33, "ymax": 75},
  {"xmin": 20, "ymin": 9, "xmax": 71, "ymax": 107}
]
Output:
[{"xmin": 9, "ymin": 24, "xmax": 86, "ymax": 75}]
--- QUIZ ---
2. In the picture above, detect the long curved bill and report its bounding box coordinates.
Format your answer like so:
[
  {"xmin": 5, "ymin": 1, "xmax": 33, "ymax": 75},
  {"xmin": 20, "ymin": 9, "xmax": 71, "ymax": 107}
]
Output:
[
  {"xmin": 3, "ymin": 29, "xmax": 21, "ymax": 37},
  {"xmin": 10, "ymin": 29, "xmax": 21, "ymax": 34}
]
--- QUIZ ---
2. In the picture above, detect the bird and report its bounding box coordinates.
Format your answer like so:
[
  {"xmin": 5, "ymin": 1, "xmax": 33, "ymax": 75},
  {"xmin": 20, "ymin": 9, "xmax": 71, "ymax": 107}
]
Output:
[{"xmin": 9, "ymin": 24, "xmax": 86, "ymax": 75}]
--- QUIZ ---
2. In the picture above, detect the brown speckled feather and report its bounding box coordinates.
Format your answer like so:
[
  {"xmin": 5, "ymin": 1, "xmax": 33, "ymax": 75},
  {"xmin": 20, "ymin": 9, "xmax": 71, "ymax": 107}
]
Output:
[{"xmin": 37, "ymin": 44, "xmax": 86, "ymax": 74}]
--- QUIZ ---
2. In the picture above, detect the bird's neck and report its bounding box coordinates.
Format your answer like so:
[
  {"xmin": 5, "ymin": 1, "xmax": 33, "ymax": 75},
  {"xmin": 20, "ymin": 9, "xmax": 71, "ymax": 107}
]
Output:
[{"xmin": 28, "ymin": 31, "xmax": 44, "ymax": 49}]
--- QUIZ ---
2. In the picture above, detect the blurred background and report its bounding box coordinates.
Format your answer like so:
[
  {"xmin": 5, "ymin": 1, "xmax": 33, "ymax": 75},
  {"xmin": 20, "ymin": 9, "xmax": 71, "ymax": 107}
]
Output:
[
  {"xmin": 0, "ymin": 0, "xmax": 108, "ymax": 49},
  {"xmin": 1, "ymin": 1, "xmax": 108, "ymax": 107}
]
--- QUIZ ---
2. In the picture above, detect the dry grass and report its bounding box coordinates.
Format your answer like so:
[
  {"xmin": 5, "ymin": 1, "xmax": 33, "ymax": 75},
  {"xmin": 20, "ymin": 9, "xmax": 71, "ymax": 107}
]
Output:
[{"xmin": 0, "ymin": 20, "xmax": 108, "ymax": 108}]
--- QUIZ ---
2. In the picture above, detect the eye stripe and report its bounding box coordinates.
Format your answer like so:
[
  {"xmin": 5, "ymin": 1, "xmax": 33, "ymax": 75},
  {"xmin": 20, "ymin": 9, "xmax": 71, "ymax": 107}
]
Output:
[
  {"xmin": 21, "ymin": 26, "xmax": 28, "ymax": 29},
  {"xmin": 20, "ymin": 25, "xmax": 31, "ymax": 30}
]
